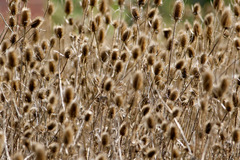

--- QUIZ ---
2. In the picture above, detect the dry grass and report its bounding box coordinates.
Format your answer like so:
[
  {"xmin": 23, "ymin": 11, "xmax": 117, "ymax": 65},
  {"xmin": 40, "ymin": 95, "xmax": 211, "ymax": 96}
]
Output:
[{"xmin": 0, "ymin": 0, "xmax": 240, "ymax": 159}]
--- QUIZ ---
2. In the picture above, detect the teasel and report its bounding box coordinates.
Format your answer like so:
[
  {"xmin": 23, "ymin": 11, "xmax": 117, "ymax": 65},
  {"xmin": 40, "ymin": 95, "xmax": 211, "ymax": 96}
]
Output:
[
  {"xmin": 221, "ymin": 7, "xmax": 232, "ymax": 29},
  {"xmin": 65, "ymin": 0, "xmax": 73, "ymax": 16}
]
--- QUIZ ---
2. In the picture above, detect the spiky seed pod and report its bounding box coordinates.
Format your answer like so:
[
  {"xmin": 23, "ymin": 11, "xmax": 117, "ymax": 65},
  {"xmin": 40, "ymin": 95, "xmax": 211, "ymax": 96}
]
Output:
[
  {"xmin": 233, "ymin": 92, "xmax": 239, "ymax": 107},
  {"xmin": 133, "ymin": 71, "xmax": 143, "ymax": 91},
  {"xmin": 21, "ymin": 8, "xmax": 31, "ymax": 27},
  {"xmin": 30, "ymin": 17, "xmax": 43, "ymax": 28},
  {"xmin": 219, "ymin": 78, "xmax": 229, "ymax": 97},
  {"xmin": 35, "ymin": 144, "xmax": 46, "ymax": 160},
  {"xmin": 192, "ymin": 3, "xmax": 201, "ymax": 15},
  {"xmin": 146, "ymin": 148, "xmax": 157, "ymax": 159},
  {"xmin": 120, "ymin": 52, "xmax": 128, "ymax": 62},
  {"xmin": 175, "ymin": 59, "xmax": 184, "ymax": 70},
  {"xmin": 84, "ymin": 111, "xmax": 92, "ymax": 122},
  {"xmin": 64, "ymin": 87, "xmax": 74, "ymax": 105},
  {"xmin": 59, "ymin": 110, "xmax": 65, "ymax": 123},
  {"xmin": 138, "ymin": 35, "xmax": 147, "ymax": 52},
  {"xmin": 90, "ymin": 20, "xmax": 97, "ymax": 32},
  {"xmin": 64, "ymin": 48, "xmax": 72, "ymax": 59},
  {"xmin": 32, "ymin": 29, "xmax": 39, "ymax": 43},
  {"xmin": 213, "ymin": 0, "xmax": 223, "ymax": 11},
  {"xmin": 47, "ymin": 121, "xmax": 57, "ymax": 131},
  {"xmin": 105, "ymin": 13, "xmax": 111, "ymax": 25},
  {"xmin": 132, "ymin": 7, "xmax": 140, "ymax": 21},
  {"xmin": 29, "ymin": 78, "xmax": 37, "ymax": 92},
  {"xmin": 120, "ymin": 123, "xmax": 127, "ymax": 136},
  {"xmin": 146, "ymin": 115, "xmax": 155, "ymax": 130},
  {"xmin": 191, "ymin": 67, "xmax": 200, "ymax": 79},
  {"xmin": 172, "ymin": 107, "xmax": 180, "ymax": 118},
  {"xmin": 234, "ymin": 38, "xmax": 240, "ymax": 50},
  {"xmin": 154, "ymin": 61, "xmax": 163, "ymax": 75},
  {"xmin": 115, "ymin": 60, "xmax": 123, "ymax": 74},
  {"xmin": 147, "ymin": 55, "xmax": 154, "ymax": 66},
  {"xmin": 101, "ymin": 132, "xmax": 110, "ymax": 147},
  {"xmin": 41, "ymin": 40, "xmax": 48, "ymax": 52},
  {"xmin": 81, "ymin": 0, "xmax": 88, "ymax": 10},
  {"xmin": 166, "ymin": 38, "xmax": 173, "ymax": 51},
  {"xmin": 82, "ymin": 44, "xmax": 89, "ymax": 57},
  {"xmin": 154, "ymin": 0, "xmax": 162, "ymax": 7},
  {"xmin": 115, "ymin": 95, "xmax": 123, "ymax": 107},
  {"xmin": 90, "ymin": 0, "xmax": 97, "ymax": 7},
  {"xmin": 138, "ymin": 0, "xmax": 146, "ymax": 6},
  {"xmin": 169, "ymin": 90, "xmax": 179, "ymax": 101},
  {"xmin": 95, "ymin": 14, "xmax": 102, "ymax": 28},
  {"xmin": 179, "ymin": 32, "xmax": 188, "ymax": 49},
  {"xmin": 206, "ymin": 25, "xmax": 213, "ymax": 41},
  {"xmin": 1, "ymin": 40, "xmax": 10, "ymax": 52},
  {"xmin": 49, "ymin": 143, "xmax": 59, "ymax": 156},
  {"xmin": 148, "ymin": 8, "xmax": 156, "ymax": 19},
  {"xmin": 234, "ymin": 4, "xmax": 240, "ymax": 17},
  {"xmin": 204, "ymin": 13, "xmax": 214, "ymax": 26},
  {"xmin": 142, "ymin": 105, "xmax": 150, "ymax": 116},
  {"xmin": 10, "ymin": 2, "xmax": 18, "ymax": 16},
  {"xmin": 122, "ymin": 29, "xmax": 131, "ymax": 43},
  {"xmin": 225, "ymin": 100, "xmax": 233, "ymax": 112},
  {"xmin": 9, "ymin": 16, "xmax": 15, "ymax": 29},
  {"xmin": 7, "ymin": 49, "xmax": 18, "ymax": 69},
  {"xmin": 184, "ymin": 20, "xmax": 192, "ymax": 31},
  {"xmin": 193, "ymin": 21, "xmax": 202, "ymax": 36},
  {"xmin": 169, "ymin": 125, "xmax": 178, "ymax": 141},
  {"xmin": 12, "ymin": 152, "xmax": 23, "ymax": 160},
  {"xmin": 99, "ymin": 0, "xmax": 107, "ymax": 14},
  {"xmin": 34, "ymin": 46, "xmax": 44, "ymax": 62},
  {"xmin": 173, "ymin": 0, "xmax": 184, "ymax": 21},
  {"xmin": 233, "ymin": 129, "xmax": 240, "ymax": 143},
  {"xmin": 48, "ymin": 61, "xmax": 56, "ymax": 74},
  {"xmin": 98, "ymin": 28, "xmax": 105, "ymax": 44},
  {"xmin": 54, "ymin": 26, "xmax": 64, "ymax": 39},
  {"xmin": 118, "ymin": 0, "xmax": 125, "ymax": 7},
  {"xmin": 104, "ymin": 78, "xmax": 113, "ymax": 92},
  {"xmin": 65, "ymin": 0, "xmax": 73, "ymax": 16},
  {"xmin": 202, "ymin": 71, "xmax": 213, "ymax": 93},
  {"xmin": 63, "ymin": 127, "xmax": 73, "ymax": 146},
  {"xmin": 172, "ymin": 148, "xmax": 180, "ymax": 158},
  {"xmin": 68, "ymin": 102, "xmax": 78, "ymax": 119},
  {"xmin": 96, "ymin": 153, "xmax": 107, "ymax": 160},
  {"xmin": 10, "ymin": 33, "xmax": 17, "ymax": 44},
  {"xmin": 221, "ymin": 7, "xmax": 232, "ymax": 29},
  {"xmin": 205, "ymin": 122, "xmax": 212, "ymax": 134},
  {"xmin": 132, "ymin": 46, "xmax": 141, "ymax": 60},
  {"xmin": 100, "ymin": 50, "xmax": 108, "ymax": 63},
  {"xmin": 48, "ymin": 2, "xmax": 54, "ymax": 16},
  {"xmin": 148, "ymin": 44, "xmax": 157, "ymax": 54},
  {"xmin": 152, "ymin": 17, "xmax": 161, "ymax": 32},
  {"xmin": 0, "ymin": 56, "xmax": 5, "ymax": 67},
  {"xmin": 112, "ymin": 20, "xmax": 119, "ymax": 29}
]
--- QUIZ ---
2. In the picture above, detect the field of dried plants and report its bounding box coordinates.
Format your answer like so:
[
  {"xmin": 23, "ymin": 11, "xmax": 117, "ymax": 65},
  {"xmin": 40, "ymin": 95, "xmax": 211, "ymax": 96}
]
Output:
[{"xmin": 0, "ymin": 0, "xmax": 240, "ymax": 159}]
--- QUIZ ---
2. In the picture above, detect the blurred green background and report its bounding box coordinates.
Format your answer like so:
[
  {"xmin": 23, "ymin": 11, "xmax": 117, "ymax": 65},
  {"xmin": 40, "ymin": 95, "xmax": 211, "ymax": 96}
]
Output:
[{"xmin": 51, "ymin": 0, "xmax": 232, "ymax": 25}]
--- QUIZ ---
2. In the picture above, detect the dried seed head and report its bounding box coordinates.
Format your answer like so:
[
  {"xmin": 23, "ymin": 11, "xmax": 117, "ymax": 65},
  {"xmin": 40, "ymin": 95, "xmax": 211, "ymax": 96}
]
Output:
[
  {"xmin": 133, "ymin": 71, "xmax": 143, "ymax": 91},
  {"xmin": 213, "ymin": 0, "xmax": 223, "ymax": 11},
  {"xmin": 132, "ymin": 7, "xmax": 140, "ymax": 21},
  {"xmin": 10, "ymin": 33, "xmax": 17, "ymax": 44},
  {"xmin": 101, "ymin": 132, "xmax": 110, "ymax": 147},
  {"xmin": 173, "ymin": 0, "xmax": 184, "ymax": 21},
  {"xmin": 84, "ymin": 111, "xmax": 92, "ymax": 122},
  {"xmin": 64, "ymin": 87, "xmax": 74, "ymax": 105},
  {"xmin": 118, "ymin": 0, "xmax": 125, "ymax": 7},
  {"xmin": 120, "ymin": 123, "xmax": 127, "ymax": 136},
  {"xmin": 100, "ymin": 50, "xmax": 108, "ymax": 63},
  {"xmin": 34, "ymin": 46, "xmax": 44, "ymax": 62},
  {"xmin": 233, "ymin": 92, "xmax": 239, "ymax": 107},
  {"xmin": 147, "ymin": 55, "xmax": 154, "ymax": 66},
  {"xmin": 35, "ymin": 144, "xmax": 46, "ymax": 160},
  {"xmin": 32, "ymin": 29, "xmax": 39, "ymax": 43},
  {"xmin": 193, "ymin": 20, "xmax": 202, "ymax": 36},
  {"xmin": 169, "ymin": 125, "xmax": 179, "ymax": 141},
  {"xmin": 172, "ymin": 148, "xmax": 180, "ymax": 158},
  {"xmin": 148, "ymin": 8, "xmax": 157, "ymax": 19},
  {"xmin": 9, "ymin": 16, "xmax": 16, "ymax": 29},
  {"xmin": 169, "ymin": 90, "xmax": 179, "ymax": 101},
  {"xmin": 47, "ymin": 121, "xmax": 57, "ymax": 131},
  {"xmin": 232, "ymin": 129, "xmax": 240, "ymax": 143},
  {"xmin": 154, "ymin": 61, "xmax": 163, "ymax": 75},
  {"xmin": 64, "ymin": 48, "xmax": 72, "ymax": 59},
  {"xmin": 48, "ymin": 2, "xmax": 54, "ymax": 16},
  {"xmin": 219, "ymin": 77, "xmax": 229, "ymax": 97},
  {"xmin": 234, "ymin": 38, "xmax": 240, "ymax": 50},
  {"xmin": 90, "ymin": 20, "xmax": 98, "ymax": 32},
  {"xmin": 10, "ymin": 2, "xmax": 18, "ymax": 16},
  {"xmin": 59, "ymin": 110, "xmax": 65, "ymax": 123},
  {"xmin": 63, "ymin": 127, "xmax": 73, "ymax": 146},
  {"xmin": 48, "ymin": 61, "xmax": 56, "ymax": 74},
  {"xmin": 221, "ymin": 7, "xmax": 232, "ymax": 29},
  {"xmin": 30, "ymin": 17, "xmax": 43, "ymax": 28},
  {"xmin": 21, "ymin": 8, "xmax": 31, "ymax": 27},
  {"xmin": 122, "ymin": 28, "xmax": 132, "ymax": 43},
  {"xmin": 200, "ymin": 53, "xmax": 207, "ymax": 64},
  {"xmin": 146, "ymin": 115, "xmax": 155, "ymax": 130},
  {"xmin": 68, "ymin": 102, "xmax": 78, "ymax": 119},
  {"xmin": 204, "ymin": 13, "xmax": 214, "ymax": 26},
  {"xmin": 29, "ymin": 78, "xmax": 37, "ymax": 92},
  {"xmin": 99, "ymin": 0, "xmax": 107, "ymax": 14},
  {"xmin": 132, "ymin": 46, "xmax": 141, "ymax": 60},
  {"xmin": 105, "ymin": 12, "xmax": 111, "ymax": 25},
  {"xmin": 202, "ymin": 71, "xmax": 213, "ymax": 93},
  {"xmin": 90, "ymin": 0, "xmax": 97, "ymax": 7},
  {"xmin": 65, "ymin": 0, "xmax": 73, "ymax": 16},
  {"xmin": 104, "ymin": 78, "xmax": 113, "ymax": 92},
  {"xmin": 175, "ymin": 59, "xmax": 184, "ymax": 70},
  {"xmin": 184, "ymin": 20, "xmax": 192, "ymax": 31},
  {"xmin": 115, "ymin": 60, "xmax": 123, "ymax": 74},
  {"xmin": 192, "ymin": 3, "xmax": 201, "ymax": 15},
  {"xmin": 166, "ymin": 38, "xmax": 173, "ymax": 51},
  {"xmin": 81, "ymin": 0, "xmax": 88, "ymax": 10},
  {"xmin": 138, "ymin": 35, "xmax": 148, "ymax": 52},
  {"xmin": 98, "ymin": 28, "xmax": 105, "ymax": 44},
  {"xmin": 152, "ymin": 17, "xmax": 161, "ymax": 32},
  {"xmin": 172, "ymin": 107, "xmax": 181, "ymax": 118},
  {"xmin": 142, "ymin": 105, "xmax": 150, "ymax": 116},
  {"xmin": 179, "ymin": 32, "xmax": 188, "ymax": 49},
  {"xmin": 1, "ymin": 40, "xmax": 10, "ymax": 52},
  {"xmin": 205, "ymin": 122, "xmax": 212, "ymax": 134},
  {"xmin": 225, "ymin": 100, "xmax": 233, "ymax": 112},
  {"xmin": 146, "ymin": 148, "xmax": 157, "ymax": 158},
  {"xmin": 49, "ymin": 143, "xmax": 59, "ymax": 156},
  {"xmin": 154, "ymin": 0, "xmax": 162, "ymax": 7},
  {"xmin": 54, "ymin": 26, "xmax": 64, "ymax": 39},
  {"xmin": 7, "ymin": 49, "xmax": 18, "ymax": 69}
]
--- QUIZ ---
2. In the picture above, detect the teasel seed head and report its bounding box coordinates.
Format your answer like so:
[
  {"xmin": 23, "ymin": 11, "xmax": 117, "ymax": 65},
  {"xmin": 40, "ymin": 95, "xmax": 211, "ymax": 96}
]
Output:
[
  {"xmin": 169, "ymin": 125, "xmax": 179, "ymax": 141},
  {"xmin": 146, "ymin": 114, "xmax": 155, "ymax": 130},
  {"xmin": 55, "ymin": 26, "xmax": 64, "ymax": 39},
  {"xmin": 63, "ymin": 127, "xmax": 73, "ymax": 146},
  {"xmin": 154, "ymin": 0, "xmax": 162, "ymax": 7},
  {"xmin": 10, "ymin": 2, "xmax": 18, "ymax": 16},
  {"xmin": 146, "ymin": 148, "xmax": 157, "ymax": 159},
  {"xmin": 147, "ymin": 55, "xmax": 155, "ymax": 66},
  {"xmin": 142, "ymin": 104, "xmax": 150, "ymax": 116},
  {"xmin": 219, "ymin": 77, "xmax": 229, "ymax": 97},
  {"xmin": 81, "ymin": 0, "xmax": 88, "ymax": 10},
  {"xmin": 234, "ymin": 38, "xmax": 240, "ymax": 50},
  {"xmin": 205, "ymin": 121, "xmax": 212, "ymax": 134},
  {"xmin": 148, "ymin": 8, "xmax": 157, "ymax": 19},
  {"xmin": 192, "ymin": 3, "xmax": 201, "ymax": 15},
  {"xmin": 225, "ymin": 100, "xmax": 233, "ymax": 112},
  {"xmin": 163, "ymin": 28, "xmax": 172, "ymax": 39},
  {"xmin": 64, "ymin": 48, "xmax": 72, "ymax": 59},
  {"xmin": 154, "ymin": 61, "xmax": 163, "ymax": 75},
  {"xmin": 138, "ymin": 35, "xmax": 148, "ymax": 52},
  {"xmin": 48, "ymin": 2, "xmax": 54, "ymax": 16},
  {"xmin": 1, "ymin": 40, "xmax": 10, "ymax": 52},
  {"xmin": 202, "ymin": 71, "xmax": 213, "ymax": 93},
  {"xmin": 232, "ymin": 129, "xmax": 240, "ymax": 143},
  {"xmin": 132, "ymin": 7, "xmax": 140, "ymax": 21},
  {"xmin": 59, "ymin": 110, "xmax": 65, "ymax": 123},
  {"xmin": 28, "ymin": 78, "xmax": 37, "ymax": 93},
  {"xmin": 84, "ymin": 111, "xmax": 92, "ymax": 122},
  {"xmin": 21, "ymin": 8, "xmax": 31, "ymax": 27},
  {"xmin": 172, "ymin": 107, "xmax": 181, "ymax": 118},
  {"xmin": 30, "ymin": 17, "xmax": 43, "ymax": 28},
  {"xmin": 101, "ymin": 132, "xmax": 110, "ymax": 147},
  {"xmin": 221, "ymin": 7, "xmax": 232, "ymax": 29},
  {"xmin": 118, "ymin": 0, "xmax": 125, "ymax": 7},
  {"xmin": 68, "ymin": 102, "xmax": 78, "ymax": 119},
  {"xmin": 99, "ymin": 0, "xmax": 107, "ymax": 14},
  {"xmin": 173, "ymin": 0, "xmax": 184, "ymax": 21},
  {"xmin": 49, "ymin": 143, "xmax": 59, "ymax": 156},
  {"xmin": 115, "ymin": 60, "xmax": 123, "ymax": 74},
  {"xmin": 10, "ymin": 33, "xmax": 17, "ymax": 44},
  {"xmin": 100, "ymin": 50, "xmax": 108, "ymax": 63},
  {"xmin": 90, "ymin": 0, "xmax": 97, "ymax": 7},
  {"xmin": 132, "ymin": 46, "xmax": 141, "ymax": 60},
  {"xmin": 193, "ymin": 20, "xmax": 202, "ymax": 36},
  {"xmin": 7, "ymin": 49, "xmax": 18, "ymax": 69},
  {"xmin": 200, "ymin": 99, "xmax": 208, "ymax": 113},
  {"xmin": 32, "ymin": 29, "xmax": 39, "ymax": 43},
  {"xmin": 122, "ymin": 28, "xmax": 132, "ymax": 43},
  {"xmin": 9, "ymin": 16, "xmax": 15, "ymax": 29},
  {"xmin": 204, "ymin": 13, "xmax": 214, "ymax": 26},
  {"xmin": 65, "ymin": 0, "xmax": 73, "ymax": 16},
  {"xmin": 213, "ymin": 0, "xmax": 223, "ymax": 11},
  {"xmin": 172, "ymin": 147, "xmax": 180, "ymax": 158},
  {"xmin": 133, "ymin": 71, "xmax": 143, "ymax": 91},
  {"xmin": 47, "ymin": 121, "xmax": 57, "ymax": 131},
  {"xmin": 120, "ymin": 122, "xmax": 128, "ymax": 136},
  {"xmin": 98, "ymin": 27, "xmax": 105, "ymax": 44},
  {"xmin": 63, "ymin": 87, "xmax": 74, "ymax": 105},
  {"xmin": 175, "ymin": 59, "xmax": 184, "ymax": 70}
]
